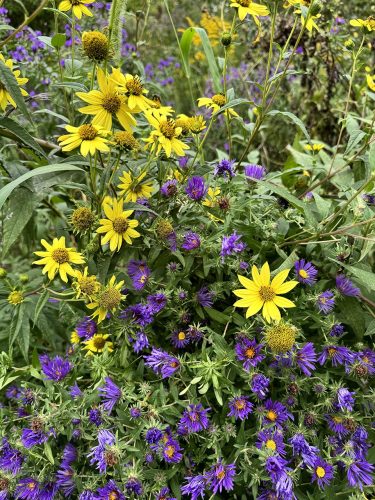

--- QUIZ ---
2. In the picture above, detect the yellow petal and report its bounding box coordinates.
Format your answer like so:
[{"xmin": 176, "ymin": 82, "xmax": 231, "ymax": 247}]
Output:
[
  {"xmin": 251, "ymin": 265, "xmax": 262, "ymax": 286},
  {"xmin": 273, "ymin": 296, "xmax": 296, "ymax": 308},
  {"xmin": 260, "ymin": 262, "xmax": 270, "ymax": 285},
  {"xmin": 274, "ymin": 280, "xmax": 299, "ymax": 294},
  {"xmin": 237, "ymin": 275, "xmax": 258, "ymax": 291},
  {"xmin": 271, "ymin": 268, "xmax": 291, "ymax": 289},
  {"xmin": 245, "ymin": 300, "xmax": 263, "ymax": 318},
  {"xmin": 267, "ymin": 301, "xmax": 281, "ymax": 321}
]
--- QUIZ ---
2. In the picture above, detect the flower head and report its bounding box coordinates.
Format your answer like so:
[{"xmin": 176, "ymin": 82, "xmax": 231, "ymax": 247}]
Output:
[
  {"xmin": 214, "ymin": 159, "xmax": 236, "ymax": 178},
  {"xmin": 118, "ymin": 171, "xmax": 153, "ymax": 203},
  {"xmin": 33, "ymin": 237, "xmax": 84, "ymax": 283},
  {"xmin": 58, "ymin": 123, "xmax": 111, "ymax": 156},
  {"xmin": 264, "ymin": 322, "xmax": 297, "ymax": 353},
  {"xmin": 0, "ymin": 54, "xmax": 28, "ymax": 111},
  {"xmin": 127, "ymin": 259, "xmax": 151, "ymax": 290},
  {"xmin": 144, "ymin": 348, "xmax": 180, "ymax": 378},
  {"xmin": 15, "ymin": 477, "xmax": 40, "ymax": 499},
  {"xmin": 250, "ymin": 373, "xmax": 270, "ymax": 399},
  {"xmin": 39, "ymin": 354, "xmax": 72, "ymax": 381},
  {"xmin": 83, "ymin": 333, "xmax": 114, "ymax": 355},
  {"xmin": 181, "ymin": 231, "xmax": 201, "ymax": 251},
  {"xmin": 228, "ymin": 396, "xmax": 253, "ymax": 420},
  {"xmin": 263, "ymin": 399, "xmax": 292, "ymax": 428},
  {"xmin": 221, "ymin": 232, "xmax": 246, "ymax": 259},
  {"xmin": 294, "ymin": 259, "xmax": 318, "ymax": 285},
  {"xmin": 205, "ymin": 460, "xmax": 236, "ymax": 494},
  {"xmin": 87, "ymin": 275, "xmax": 125, "ymax": 323},
  {"xmin": 82, "ymin": 30, "xmax": 109, "ymax": 61},
  {"xmin": 316, "ymin": 290, "xmax": 335, "ymax": 314},
  {"xmin": 234, "ymin": 263, "xmax": 298, "ymax": 322},
  {"xmin": 58, "ymin": 0, "xmax": 94, "ymax": 18},
  {"xmin": 244, "ymin": 163, "xmax": 267, "ymax": 180},
  {"xmin": 296, "ymin": 342, "xmax": 317, "ymax": 376},
  {"xmin": 144, "ymin": 112, "xmax": 189, "ymax": 157},
  {"xmin": 235, "ymin": 336, "xmax": 265, "ymax": 370},
  {"xmin": 178, "ymin": 404, "xmax": 210, "ymax": 433},
  {"xmin": 185, "ymin": 176, "xmax": 207, "ymax": 201},
  {"xmin": 336, "ymin": 274, "xmax": 360, "ymax": 297},
  {"xmin": 98, "ymin": 377, "xmax": 122, "ymax": 414}
]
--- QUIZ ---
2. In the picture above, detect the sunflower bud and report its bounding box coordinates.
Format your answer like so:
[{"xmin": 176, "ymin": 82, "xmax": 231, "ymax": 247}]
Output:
[
  {"xmin": 113, "ymin": 131, "xmax": 140, "ymax": 151},
  {"xmin": 156, "ymin": 219, "xmax": 174, "ymax": 239},
  {"xmin": 19, "ymin": 273, "xmax": 29, "ymax": 284},
  {"xmin": 0, "ymin": 267, "xmax": 7, "ymax": 278},
  {"xmin": 265, "ymin": 322, "xmax": 297, "ymax": 353},
  {"xmin": 221, "ymin": 32, "xmax": 232, "ymax": 47},
  {"xmin": 71, "ymin": 207, "xmax": 96, "ymax": 233},
  {"xmin": 82, "ymin": 31, "xmax": 109, "ymax": 61},
  {"xmin": 7, "ymin": 290, "xmax": 24, "ymax": 306}
]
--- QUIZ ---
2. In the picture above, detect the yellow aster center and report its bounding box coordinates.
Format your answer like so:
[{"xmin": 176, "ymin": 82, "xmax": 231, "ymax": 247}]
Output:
[
  {"xmin": 28, "ymin": 482, "xmax": 36, "ymax": 490},
  {"xmin": 245, "ymin": 347, "xmax": 255, "ymax": 358},
  {"xmin": 178, "ymin": 332, "xmax": 186, "ymax": 340},
  {"xmin": 332, "ymin": 416, "xmax": 342, "ymax": 424},
  {"xmin": 109, "ymin": 493, "xmax": 119, "ymax": 500},
  {"xmin": 78, "ymin": 124, "xmax": 98, "ymax": 141},
  {"xmin": 328, "ymin": 348, "xmax": 337, "ymax": 358},
  {"xmin": 299, "ymin": 269, "xmax": 308, "ymax": 279},
  {"xmin": 212, "ymin": 93, "xmax": 226, "ymax": 107},
  {"xmin": 265, "ymin": 322, "xmax": 296, "ymax": 353},
  {"xmin": 127, "ymin": 76, "xmax": 143, "ymax": 95},
  {"xmin": 217, "ymin": 471, "xmax": 226, "ymax": 480},
  {"xmin": 112, "ymin": 216, "xmax": 129, "ymax": 233},
  {"xmin": 165, "ymin": 445, "xmax": 175, "ymax": 457},
  {"xmin": 235, "ymin": 399, "xmax": 245, "ymax": 410},
  {"xmin": 266, "ymin": 410, "xmax": 277, "ymax": 422},
  {"xmin": 160, "ymin": 120, "xmax": 176, "ymax": 139},
  {"xmin": 259, "ymin": 285, "xmax": 276, "ymax": 302},
  {"xmin": 316, "ymin": 466, "xmax": 326, "ymax": 478},
  {"xmin": 7, "ymin": 290, "xmax": 24, "ymax": 305},
  {"xmin": 52, "ymin": 248, "xmax": 69, "ymax": 264},
  {"xmin": 102, "ymin": 93, "xmax": 121, "ymax": 114},
  {"xmin": 266, "ymin": 439, "xmax": 276, "ymax": 450},
  {"xmin": 98, "ymin": 287, "xmax": 122, "ymax": 310}
]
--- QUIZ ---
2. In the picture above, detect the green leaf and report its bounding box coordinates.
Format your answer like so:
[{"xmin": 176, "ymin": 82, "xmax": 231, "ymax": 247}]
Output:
[
  {"xmin": 9, "ymin": 304, "xmax": 25, "ymax": 349},
  {"xmin": 0, "ymin": 164, "xmax": 84, "ymax": 211},
  {"xmin": 17, "ymin": 315, "xmax": 30, "ymax": 362},
  {"xmin": 180, "ymin": 27, "xmax": 195, "ymax": 78},
  {"xmin": 33, "ymin": 290, "xmax": 50, "ymax": 325},
  {"xmin": 0, "ymin": 117, "xmax": 46, "ymax": 157},
  {"xmin": 205, "ymin": 308, "xmax": 230, "ymax": 325},
  {"xmin": 2, "ymin": 188, "xmax": 40, "ymax": 256},
  {"xmin": 0, "ymin": 60, "xmax": 32, "ymax": 122},
  {"xmin": 51, "ymin": 33, "xmax": 67, "ymax": 49},
  {"xmin": 212, "ymin": 98, "xmax": 251, "ymax": 117},
  {"xmin": 44, "ymin": 442, "xmax": 55, "ymax": 465},
  {"xmin": 267, "ymin": 110, "xmax": 310, "ymax": 141},
  {"xmin": 37, "ymin": 35, "xmax": 53, "ymax": 48},
  {"xmin": 333, "ymin": 262, "xmax": 375, "ymax": 292},
  {"xmin": 0, "ymin": 24, "xmax": 15, "ymax": 31}
]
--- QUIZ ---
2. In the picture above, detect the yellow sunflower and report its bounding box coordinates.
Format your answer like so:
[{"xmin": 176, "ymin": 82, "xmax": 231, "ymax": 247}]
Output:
[
  {"xmin": 202, "ymin": 187, "xmax": 221, "ymax": 207},
  {"xmin": 76, "ymin": 68, "xmax": 136, "ymax": 132},
  {"xmin": 0, "ymin": 54, "xmax": 28, "ymax": 111},
  {"xmin": 233, "ymin": 262, "xmax": 298, "ymax": 323},
  {"xmin": 86, "ymin": 275, "xmax": 125, "ymax": 323},
  {"xmin": 97, "ymin": 198, "xmax": 140, "ymax": 252},
  {"xmin": 58, "ymin": 0, "xmax": 94, "ymax": 18},
  {"xmin": 350, "ymin": 17, "xmax": 375, "ymax": 32},
  {"xmin": 72, "ymin": 267, "xmax": 101, "ymax": 300},
  {"xmin": 197, "ymin": 93, "xmax": 238, "ymax": 117},
  {"xmin": 295, "ymin": 9, "xmax": 320, "ymax": 32},
  {"xmin": 229, "ymin": 0, "xmax": 270, "ymax": 24},
  {"xmin": 83, "ymin": 333, "xmax": 114, "ymax": 355},
  {"xmin": 144, "ymin": 111, "xmax": 189, "ymax": 157},
  {"xmin": 33, "ymin": 237, "xmax": 85, "ymax": 283},
  {"xmin": 57, "ymin": 123, "xmax": 111, "ymax": 156},
  {"xmin": 110, "ymin": 68, "xmax": 154, "ymax": 112},
  {"xmin": 117, "ymin": 171, "xmax": 153, "ymax": 202},
  {"xmin": 146, "ymin": 96, "xmax": 174, "ymax": 117}
]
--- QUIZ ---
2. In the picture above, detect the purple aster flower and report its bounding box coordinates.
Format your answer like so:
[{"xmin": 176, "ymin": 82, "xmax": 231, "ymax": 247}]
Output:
[
  {"xmin": 98, "ymin": 377, "xmax": 122, "ymax": 414},
  {"xmin": 227, "ymin": 396, "xmax": 253, "ymax": 420},
  {"xmin": 336, "ymin": 388, "xmax": 355, "ymax": 412},
  {"xmin": 363, "ymin": 193, "xmax": 375, "ymax": 205},
  {"xmin": 21, "ymin": 428, "xmax": 48, "ymax": 449},
  {"xmin": 69, "ymin": 382, "xmax": 82, "ymax": 399},
  {"xmin": 346, "ymin": 460, "xmax": 374, "ymax": 491},
  {"xmin": 20, "ymin": 388, "xmax": 35, "ymax": 405},
  {"xmin": 294, "ymin": 259, "xmax": 318, "ymax": 285},
  {"xmin": 15, "ymin": 477, "xmax": 40, "ymax": 499},
  {"xmin": 171, "ymin": 329, "xmax": 190, "ymax": 348},
  {"xmin": 214, "ymin": 158, "xmax": 236, "ymax": 178},
  {"xmin": 296, "ymin": 342, "xmax": 317, "ymax": 376},
  {"xmin": 205, "ymin": 460, "xmax": 236, "ymax": 494},
  {"xmin": 256, "ymin": 429, "xmax": 286, "ymax": 457},
  {"xmin": 88, "ymin": 408, "xmax": 102, "ymax": 427},
  {"xmin": 336, "ymin": 274, "xmax": 360, "ymax": 297},
  {"xmin": 39, "ymin": 354, "xmax": 72, "ymax": 381},
  {"xmin": 181, "ymin": 474, "xmax": 206, "ymax": 500},
  {"xmin": 79, "ymin": 491, "xmax": 97, "ymax": 500},
  {"xmin": 39, "ymin": 481, "xmax": 58, "ymax": 500},
  {"xmin": 96, "ymin": 480, "xmax": 125, "ymax": 500},
  {"xmin": 181, "ymin": 231, "xmax": 201, "ymax": 251},
  {"xmin": 61, "ymin": 443, "xmax": 77, "ymax": 467},
  {"xmin": 178, "ymin": 404, "xmax": 210, "ymax": 433},
  {"xmin": 289, "ymin": 433, "xmax": 319, "ymax": 467},
  {"xmin": 244, "ymin": 164, "xmax": 266, "ymax": 180},
  {"xmin": 155, "ymin": 486, "xmax": 176, "ymax": 500},
  {"xmin": 220, "ymin": 232, "xmax": 246, "ymax": 260},
  {"xmin": 161, "ymin": 179, "xmax": 178, "ymax": 197},
  {"xmin": 88, "ymin": 430, "xmax": 117, "ymax": 473},
  {"xmin": 329, "ymin": 323, "xmax": 345, "ymax": 337},
  {"xmin": 129, "ymin": 330, "xmax": 149, "ymax": 353},
  {"xmin": 127, "ymin": 260, "xmax": 151, "ymax": 290},
  {"xmin": 250, "ymin": 373, "xmax": 270, "ymax": 399},
  {"xmin": 325, "ymin": 414, "xmax": 349, "ymax": 436},
  {"xmin": 316, "ymin": 290, "xmax": 335, "ymax": 314},
  {"xmin": 147, "ymin": 293, "xmax": 167, "ymax": 313},
  {"xmin": 263, "ymin": 399, "xmax": 293, "ymax": 428},
  {"xmin": 145, "ymin": 427, "xmax": 163, "ymax": 444},
  {"xmin": 125, "ymin": 478, "xmax": 142, "ymax": 496},
  {"xmin": 318, "ymin": 345, "xmax": 354, "ymax": 367},
  {"xmin": 76, "ymin": 317, "xmax": 97, "ymax": 339},
  {"xmin": 235, "ymin": 336, "xmax": 265, "ymax": 370},
  {"xmin": 161, "ymin": 438, "xmax": 183, "ymax": 463},
  {"xmin": 130, "ymin": 407, "xmax": 142, "ymax": 419},
  {"xmin": 144, "ymin": 348, "xmax": 180, "ymax": 378},
  {"xmin": 311, "ymin": 457, "xmax": 334, "ymax": 489},
  {"xmin": 55, "ymin": 466, "xmax": 75, "ymax": 496},
  {"xmin": 187, "ymin": 325, "xmax": 204, "ymax": 343},
  {"xmin": 185, "ymin": 176, "xmax": 207, "ymax": 201},
  {"xmin": 265, "ymin": 455, "xmax": 289, "ymax": 483},
  {"xmin": 195, "ymin": 287, "xmax": 215, "ymax": 308},
  {"xmin": 0, "ymin": 438, "xmax": 24, "ymax": 473},
  {"xmin": 351, "ymin": 427, "xmax": 370, "ymax": 460},
  {"xmin": 121, "ymin": 303, "xmax": 154, "ymax": 327},
  {"xmin": 5, "ymin": 385, "xmax": 20, "ymax": 399}
]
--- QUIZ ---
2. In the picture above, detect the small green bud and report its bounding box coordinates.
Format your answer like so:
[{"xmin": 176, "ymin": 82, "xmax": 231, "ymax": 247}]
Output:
[
  {"xmin": 221, "ymin": 32, "xmax": 232, "ymax": 47},
  {"xmin": 0, "ymin": 267, "xmax": 7, "ymax": 278},
  {"xmin": 19, "ymin": 274, "xmax": 29, "ymax": 284}
]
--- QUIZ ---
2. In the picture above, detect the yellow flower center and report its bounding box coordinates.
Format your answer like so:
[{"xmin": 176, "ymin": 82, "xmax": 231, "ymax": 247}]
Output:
[
  {"xmin": 52, "ymin": 248, "xmax": 69, "ymax": 264},
  {"xmin": 78, "ymin": 124, "xmax": 98, "ymax": 141},
  {"xmin": 259, "ymin": 286, "xmax": 276, "ymax": 302},
  {"xmin": 245, "ymin": 347, "xmax": 255, "ymax": 358},
  {"xmin": 102, "ymin": 93, "xmax": 122, "ymax": 114},
  {"xmin": 82, "ymin": 31, "xmax": 109, "ymax": 61},
  {"xmin": 165, "ymin": 445, "xmax": 175, "ymax": 457},
  {"xmin": 93, "ymin": 336, "xmax": 106, "ymax": 349},
  {"xmin": 217, "ymin": 471, "xmax": 226, "ymax": 480},
  {"xmin": 237, "ymin": 0, "xmax": 251, "ymax": 6},
  {"xmin": 265, "ymin": 322, "xmax": 296, "ymax": 353},
  {"xmin": 328, "ymin": 347, "xmax": 337, "ymax": 358},
  {"xmin": 178, "ymin": 332, "xmax": 186, "ymax": 340},
  {"xmin": 112, "ymin": 216, "xmax": 129, "ymax": 233},
  {"xmin": 316, "ymin": 466, "xmax": 326, "ymax": 478},
  {"xmin": 212, "ymin": 93, "xmax": 226, "ymax": 107},
  {"xmin": 109, "ymin": 493, "xmax": 119, "ymax": 500},
  {"xmin": 77, "ymin": 276, "xmax": 98, "ymax": 295},
  {"xmin": 160, "ymin": 120, "xmax": 177, "ymax": 139},
  {"xmin": 7, "ymin": 290, "xmax": 24, "ymax": 305},
  {"xmin": 332, "ymin": 416, "xmax": 342, "ymax": 424},
  {"xmin": 235, "ymin": 399, "xmax": 245, "ymax": 410},
  {"xmin": 299, "ymin": 269, "xmax": 308, "ymax": 279},
  {"xmin": 98, "ymin": 287, "xmax": 122, "ymax": 310},
  {"xmin": 266, "ymin": 410, "xmax": 277, "ymax": 422},
  {"xmin": 126, "ymin": 76, "xmax": 144, "ymax": 95},
  {"xmin": 113, "ymin": 131, "xmax": 139, "ymax": 150},
  {"xmin": 266, "ymin": 439, "xmax": 276, "ymax": 450},
  {"xmin": 71, "ymin": 206, "xmax": 95, "ymax": 231},
  {"xmin": 28, "ymin": 482, "xmax": 36, "ymax": 490}
]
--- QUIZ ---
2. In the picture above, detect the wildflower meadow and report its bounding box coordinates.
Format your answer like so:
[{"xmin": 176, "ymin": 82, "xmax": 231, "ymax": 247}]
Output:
[{"xmin": 0, "ymin": 0, "xmax": 375, "ymax": 498}]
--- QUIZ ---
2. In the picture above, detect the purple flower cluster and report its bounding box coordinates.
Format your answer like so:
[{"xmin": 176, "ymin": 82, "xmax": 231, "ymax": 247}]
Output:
[
  {"xmin": 39, "ymin": 354, "xmax": 72, "ymax": 382},
  {"xmin": 144, "ymin": 348, "xmax": 180, "ymax": 378},
  {"xmin": 220, "ymin": 231, "xmax": 246, "ymax": 260}
]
